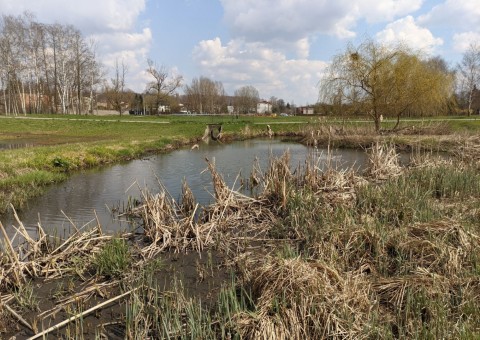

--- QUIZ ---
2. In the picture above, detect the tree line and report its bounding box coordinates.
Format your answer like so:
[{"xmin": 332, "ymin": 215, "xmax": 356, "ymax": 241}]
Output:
[
  {"xmin": 3, "ymin": 13, "xmax": 480, "ymax": 124},
  {"xmin": 0, "ymin": 13, "xmax": 102, "ymax": 115}
]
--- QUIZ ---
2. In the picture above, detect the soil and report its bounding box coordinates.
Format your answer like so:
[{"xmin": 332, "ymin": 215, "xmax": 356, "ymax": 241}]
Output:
[{"xmin": 2, "ymin": 248, "xmax": 231, "ymax": 339}]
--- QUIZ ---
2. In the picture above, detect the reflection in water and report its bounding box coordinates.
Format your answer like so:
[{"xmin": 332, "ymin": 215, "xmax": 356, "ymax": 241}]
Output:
[{"xmin": 1, "ymin": 139, "xmax": 370, "ymax": 236}]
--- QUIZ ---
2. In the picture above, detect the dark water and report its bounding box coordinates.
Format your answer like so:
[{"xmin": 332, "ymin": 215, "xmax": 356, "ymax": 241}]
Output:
[
  {"xmin": 0, "ymin": 140, "xmax": 36, "ymax": 150},
  {"xmin": 2, "ymin": 139, "xmax": 371, "ymax": 236}
]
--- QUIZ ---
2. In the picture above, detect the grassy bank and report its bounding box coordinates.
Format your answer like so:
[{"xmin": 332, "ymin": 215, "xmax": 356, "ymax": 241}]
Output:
[{"xmin": 1, "ymin": 142, "xmax": 479, "ymax": 338}]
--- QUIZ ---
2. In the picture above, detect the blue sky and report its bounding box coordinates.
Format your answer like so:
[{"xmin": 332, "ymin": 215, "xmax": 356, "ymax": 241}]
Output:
[{"xmin": 1, "ymin": 0, "xmax": 479, "ymax": 105}]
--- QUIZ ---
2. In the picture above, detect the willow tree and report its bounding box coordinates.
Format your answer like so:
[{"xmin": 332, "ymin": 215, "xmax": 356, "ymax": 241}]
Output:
[{"xmin": 319, "ymin": 39, "xmax": 454, "ymax": 132}]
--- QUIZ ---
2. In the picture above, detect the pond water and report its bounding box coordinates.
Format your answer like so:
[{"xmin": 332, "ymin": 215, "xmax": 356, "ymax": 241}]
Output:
[{"xmin": 2, "ymin": 139, "xmax": 372, "ymax": 237}]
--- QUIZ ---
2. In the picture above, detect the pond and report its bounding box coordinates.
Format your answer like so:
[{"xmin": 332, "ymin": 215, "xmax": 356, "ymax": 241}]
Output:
[{"xmin": 2, "ymin": 139, "xmax": 372, "ymax": 237}]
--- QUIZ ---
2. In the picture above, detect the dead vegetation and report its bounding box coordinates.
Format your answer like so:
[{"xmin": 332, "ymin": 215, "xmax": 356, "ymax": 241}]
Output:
[{"xmin": 1, "ymin": 141, "xmax": 480, "ymax": 339}]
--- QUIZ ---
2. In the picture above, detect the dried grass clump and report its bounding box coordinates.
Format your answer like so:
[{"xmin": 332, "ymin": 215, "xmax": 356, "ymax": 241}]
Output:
[
  {"xmin": 301, "ymin": 121, "xmax": 377, "ymax": 147},
  {"xmin": 179, "ymin": 179, "xmax": 196, "ymax": 216},
  {"xmin": 260, "ymin": 151, "xmax": 293, "ymax": 209},
  {"xmin": 0, "ymin": 206, "xmax": 118, "ymax": 291},
  {"xmin": 400, "ymin": 220, "xmax": 479, "ymax": 275},
  {"xmin": 364, "ymin": 142, "xmax": 402, "ymax": 180},
  {"xmin": 409, "ymin": 150, "xmax": 453, "ymax": 168},
  {"xmin": 455, "ymin": 135, "xmax": 480, "ymax": 165},
  {"xmin": 234, "ymin": 256, "xmax": 374, "ymax": 339},
  {"xmin": 302, "ymin": 153, "xmax": 363, "ymax": 205},
  {"xmin": 128, "ymin": 159, "xmax": 277, "ymax": 257},
  {"xmin": 200, "ymin": 158, "xmax": 277, "ymax": 240},
  {"xmin": 128, "ymin": 188, "xmax": 207, "ymax": 257}
]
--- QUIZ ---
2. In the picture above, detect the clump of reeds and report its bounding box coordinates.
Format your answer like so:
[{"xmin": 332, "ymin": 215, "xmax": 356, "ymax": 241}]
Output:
[
  {"xmin": 93, "ymin": 238, "xmax": 132, "ymax": 279},
  {"xmin": 454, "ymin": 135, "xmax": 480, "ymax": 165},
  {"xmin": 364, "ymin": 142, "xmax": 402, "ymax": 180},
  {"xmin": 128, "ymin": 187, "xmax": 206, "ymax": 256},
  {"xmin": 398, "ymin": 120, "xmax": 452, "ymax": 135},
  {"xmin": 0, "ymin": 206, "xmax": 114, "ymax": 291},
  {"xmin": 179, "ymin": 178, "xmax": 196, "ymax": 215},
  {"xmin": 232, "ymin": 255, "xmax": 373, "ymax": 339}
]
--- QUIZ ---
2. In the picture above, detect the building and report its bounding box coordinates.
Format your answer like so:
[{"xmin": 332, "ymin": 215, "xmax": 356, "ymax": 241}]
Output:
[
  {"xmin": 158, "ymin": 105, "xmax": 170, "ymax": 113},
  {"xmin": 257, "ymin": 100, "xmax": 272, "ymax": 114},
  {"xmin": 298, "ymin": 106, "xmax": 314, "ymax": 115}
]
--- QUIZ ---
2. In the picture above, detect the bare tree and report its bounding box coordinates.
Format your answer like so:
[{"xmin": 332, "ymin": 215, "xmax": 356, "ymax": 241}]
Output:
[
  {"xmin": 184, "ymin": 76, "xmax": 226, "ymax": 114},
  {"xmin": 145, "ymin": 59, "xmax": 182, "ymax": 114},
  {"xmin": 0, "ymin": 12, "xmax": 103, "ymax": 115},
  {"xmin": 234, "ymin": 85, "xmax": 259, "ymax": 114},
  {"xmin": 457, "ymin": 43, "xmax": 480, "ymax": 116},
  {"xmin": 106, "ymin": 59, "xmax": 128, "ymax": 115}
]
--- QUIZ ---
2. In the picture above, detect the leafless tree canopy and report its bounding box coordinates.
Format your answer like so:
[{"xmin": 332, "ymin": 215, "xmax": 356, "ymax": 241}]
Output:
[
  {"xmin": 0, "ymin": 12, "xmax": 103, "ymax": 115},
  {"xmin": 104, "ymin": 59, "xmax": 130, "ymax": 115},
  {"xmin": 234, "ymin": 85, "xmax": 259, "ymax": 114},
  {"xmin": 145, "ymin": 59, "xmax": 183, "ymax": 114},
  {"xmin": 456, "ymin": 43, "xmax": 480, "ymax": 116},
  {"xmin": 184, "ymin": 76, "xmax": 226, "ymax": 114}
]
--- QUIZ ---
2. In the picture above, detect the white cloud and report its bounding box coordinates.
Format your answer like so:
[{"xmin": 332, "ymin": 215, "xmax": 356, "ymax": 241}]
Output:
[
  {"xmin": 376, "ymin": 16, "xmax": 443, "ymax": 54},
  {"xmin": 221, "ymin": 0, "xmax": 353, "ymax": 42},
  {"xmin": 92, "ymin": 28, "xmax": 153, "ymax": 92},
  {"xmin": 220, "ymin": 0, "xmax": 423, "ymax": 44},
  {"xmin": 453, "ymin": 32, "xmax": 480, "ymax": 53},
  {"xmin": 418, "ymin": 0, "xmax": 480, "ymax": 30},
  {"xmin": 356, "ymin": 0, "xmax": 423, "ymax": 23},
  {"xmin": 193, "ymin": 37, "xmax": 327, "ymax": 104},
  {"xmin": 0, "ymin": 0, "xmax": 146, "ymax": 34},
  {"xmin": 295, "ymin": 38, "xmax": 310, "ymax": 59}
]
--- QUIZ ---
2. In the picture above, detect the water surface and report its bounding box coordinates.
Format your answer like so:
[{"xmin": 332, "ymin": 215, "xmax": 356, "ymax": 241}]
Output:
[{"xmin": 3, "ymin": 139, "xmax": 370, "ymax": 236}]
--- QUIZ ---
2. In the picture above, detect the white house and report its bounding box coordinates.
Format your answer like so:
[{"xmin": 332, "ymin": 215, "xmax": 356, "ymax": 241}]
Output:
[
  {"xmin": 299, "ymin": 106, "xmax": 314, "ymax": 115},
  {"xmin": 257, "ymin": 100, "xmax": 272, "ymax": 114}
]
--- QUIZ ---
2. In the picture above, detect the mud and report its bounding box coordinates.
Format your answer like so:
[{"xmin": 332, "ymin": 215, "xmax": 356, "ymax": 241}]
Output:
[{"xmin": 3, "ymin": 248, "xmax": 231, "ymax": 339}]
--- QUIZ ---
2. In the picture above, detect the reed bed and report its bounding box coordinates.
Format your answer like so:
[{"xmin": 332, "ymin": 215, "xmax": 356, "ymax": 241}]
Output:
[{"xmin": 1, "ymin": 141, "xmax": 480, "ymax": 339}]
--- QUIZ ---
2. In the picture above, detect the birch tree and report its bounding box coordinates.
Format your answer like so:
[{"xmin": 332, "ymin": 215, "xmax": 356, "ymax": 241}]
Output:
[
  {"xmin": 0, "ymin": 12, "xmax": 103, "ymax": 115},
  {"xmin": 457, "ymin": 43, "xmax": 480, "ymax": 116}
]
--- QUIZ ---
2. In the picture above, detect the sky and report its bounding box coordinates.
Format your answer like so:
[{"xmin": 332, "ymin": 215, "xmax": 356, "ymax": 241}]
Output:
[{"xmin": 1, "ymin": 0, "xmax": 479, "ymax": 106}]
